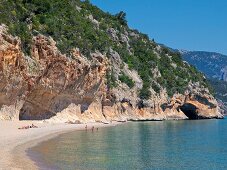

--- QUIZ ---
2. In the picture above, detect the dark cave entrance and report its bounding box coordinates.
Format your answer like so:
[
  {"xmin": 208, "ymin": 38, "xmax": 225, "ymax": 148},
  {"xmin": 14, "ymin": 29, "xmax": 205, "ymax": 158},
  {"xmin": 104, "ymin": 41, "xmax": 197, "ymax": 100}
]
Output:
[
  {"xmin": 19, "ymin": 108, "xmax": 55, "ymax": 120},
  {"xmin": 180, "ymin": 103, "xmax": 199, "ymax": 120}
]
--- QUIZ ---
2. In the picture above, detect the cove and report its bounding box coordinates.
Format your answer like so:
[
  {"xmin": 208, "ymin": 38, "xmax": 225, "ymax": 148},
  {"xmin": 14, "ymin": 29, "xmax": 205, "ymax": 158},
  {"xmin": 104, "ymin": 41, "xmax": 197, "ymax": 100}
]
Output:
[{"xmin": 28, "ymin": 118, "xmax": 227, "ymax": 170}]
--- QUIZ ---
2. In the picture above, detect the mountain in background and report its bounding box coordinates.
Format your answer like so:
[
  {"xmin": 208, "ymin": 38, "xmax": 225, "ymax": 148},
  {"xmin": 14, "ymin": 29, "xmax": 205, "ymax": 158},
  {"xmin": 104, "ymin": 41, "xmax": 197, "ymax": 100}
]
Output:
[
  {"xmin": 182, "ymin": 51, "xmax": 227, "ymax": 81},
  {"xmin": 208, "ymin": 78, "xmax": 227, "ymax": 110}
]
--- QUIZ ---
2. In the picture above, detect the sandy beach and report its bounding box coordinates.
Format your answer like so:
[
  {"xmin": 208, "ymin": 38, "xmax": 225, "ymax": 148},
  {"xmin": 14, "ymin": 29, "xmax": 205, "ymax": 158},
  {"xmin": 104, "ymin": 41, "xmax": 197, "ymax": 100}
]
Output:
[{"xmin": 0, "ymin": 120, "xmax": 120, "ymax": 170}]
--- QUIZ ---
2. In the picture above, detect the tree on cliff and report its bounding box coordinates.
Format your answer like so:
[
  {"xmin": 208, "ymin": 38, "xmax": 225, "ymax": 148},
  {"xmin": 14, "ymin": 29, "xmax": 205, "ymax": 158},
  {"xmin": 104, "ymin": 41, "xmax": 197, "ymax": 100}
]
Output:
[{"xmin": 115, "ymin": 11, "xmax": 127, "ymax": 26}]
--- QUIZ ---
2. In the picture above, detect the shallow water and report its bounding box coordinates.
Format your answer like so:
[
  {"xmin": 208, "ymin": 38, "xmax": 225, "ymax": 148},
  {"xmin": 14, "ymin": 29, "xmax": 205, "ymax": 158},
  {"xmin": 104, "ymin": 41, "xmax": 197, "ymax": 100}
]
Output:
[{"xmin": 28, "ymin": 118, "xmax": 227, "ymax": 170}]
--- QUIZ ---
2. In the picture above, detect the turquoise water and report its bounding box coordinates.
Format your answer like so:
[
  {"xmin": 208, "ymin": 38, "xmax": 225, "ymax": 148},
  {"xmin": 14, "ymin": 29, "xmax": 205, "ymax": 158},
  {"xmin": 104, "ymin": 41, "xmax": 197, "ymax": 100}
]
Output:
[{"xmin": 28, "ymin": 118, "xmax": 227, "ymax": 170}]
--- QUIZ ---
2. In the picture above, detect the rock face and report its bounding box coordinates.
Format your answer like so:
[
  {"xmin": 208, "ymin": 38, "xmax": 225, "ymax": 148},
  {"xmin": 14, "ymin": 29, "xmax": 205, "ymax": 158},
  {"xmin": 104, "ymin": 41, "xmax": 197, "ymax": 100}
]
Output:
[
  {"xmin": 0, "ymin": 25, "xmax": 27, "ymax": 120},
  {"xmin": 181, "ymin": 50, "xmax": 227, "ymax": 113},
  {"xmin": 0, "ymin": 26, "xmax": 223, "ymax": 122},
  {"xmin": 179, "ymin": 83, "xmax": 222, "ymax": 119}
]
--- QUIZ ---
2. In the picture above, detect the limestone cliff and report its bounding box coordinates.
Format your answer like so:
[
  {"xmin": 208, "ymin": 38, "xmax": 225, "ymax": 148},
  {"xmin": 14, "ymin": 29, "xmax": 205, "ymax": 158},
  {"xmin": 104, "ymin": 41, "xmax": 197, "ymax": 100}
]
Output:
[{"xmin": 0, "ymin": 25, "xmax": 223, "ymax": 122}]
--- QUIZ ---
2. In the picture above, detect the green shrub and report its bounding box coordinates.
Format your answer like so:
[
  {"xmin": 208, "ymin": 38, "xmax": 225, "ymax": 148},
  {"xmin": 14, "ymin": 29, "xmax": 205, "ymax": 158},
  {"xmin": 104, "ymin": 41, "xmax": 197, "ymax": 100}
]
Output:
[
  {"xmin": 106, "ymin": 69, "xmax": 117, "ymax": 89},
  {"xmin": 119, "ymin": 72, "xmax": 134, "ymax": 88},
  {"xmin": 0, "ymin": 0, "xmax": 210, "ymax": 99},
  {"xmin": 115, "ymin": 11, "xmax": 127, "ymax": 26}
]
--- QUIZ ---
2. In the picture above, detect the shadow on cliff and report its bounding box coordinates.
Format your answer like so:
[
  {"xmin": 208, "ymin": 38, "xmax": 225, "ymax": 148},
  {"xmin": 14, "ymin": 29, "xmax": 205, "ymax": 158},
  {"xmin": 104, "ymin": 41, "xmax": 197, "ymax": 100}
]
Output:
[
  {"xmin": 19, "ymin": 99, "xmax": 94, "ymax": 120},
  {"xmin": 180, "ymin": 103, "xmax": 199, "ymax": 120},
  {"xmin": 18, "ymin": 88, "xmax": 97, "ymax": 120}
]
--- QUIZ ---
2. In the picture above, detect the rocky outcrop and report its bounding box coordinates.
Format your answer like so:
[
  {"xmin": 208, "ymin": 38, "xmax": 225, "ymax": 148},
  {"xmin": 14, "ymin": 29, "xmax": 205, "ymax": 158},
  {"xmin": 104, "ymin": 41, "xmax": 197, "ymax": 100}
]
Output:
[
  {"xmin": 0, "ymin": 25, "xmax": 27, "ymax": 120},
  {"xmin": 0, "ymin": 26, "xmax": 223, "ymax": 122},
  {"xmin": 180, "ymin": 83, "xmax": 223, "ymax": 119},
  {"xmin": 20, "ymin": 35, "xmax": 109, "ymax": 122}
]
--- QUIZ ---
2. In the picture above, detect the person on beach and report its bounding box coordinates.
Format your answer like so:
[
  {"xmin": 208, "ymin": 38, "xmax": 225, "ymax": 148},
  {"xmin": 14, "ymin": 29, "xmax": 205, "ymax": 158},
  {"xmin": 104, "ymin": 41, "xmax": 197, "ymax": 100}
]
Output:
[
  {"xmin": 18, "ymin": 126, "xmax": 29, "ymax": 129},
  {"xmin": 18, "ymin": 124, "xmax": 38, "ymax": 130},
  {"xmin": 85, "ymin": 125, "xmax": 88, "ymax": 131},
  {"xmin": 31, "ymin": 124, "xmax": 38, "ymax": 128},
  {"xmin": 92, "ymin": 126, "xmax": 94, "ymax": 132}
]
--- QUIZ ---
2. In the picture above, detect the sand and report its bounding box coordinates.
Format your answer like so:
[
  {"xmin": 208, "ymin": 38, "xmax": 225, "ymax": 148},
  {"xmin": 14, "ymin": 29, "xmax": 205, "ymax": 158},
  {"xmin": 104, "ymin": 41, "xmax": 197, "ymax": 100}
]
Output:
[{"xmin": 0, "ymin": 120, "xmax": 121, "ymax": 170}]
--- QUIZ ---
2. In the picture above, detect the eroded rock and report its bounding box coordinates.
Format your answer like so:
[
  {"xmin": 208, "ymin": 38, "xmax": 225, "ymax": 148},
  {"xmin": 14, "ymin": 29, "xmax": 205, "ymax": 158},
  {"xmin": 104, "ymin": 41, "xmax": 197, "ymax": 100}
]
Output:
[{"xmin": 0, "ymin": 26, "xmax": 223, "ymax": 122}]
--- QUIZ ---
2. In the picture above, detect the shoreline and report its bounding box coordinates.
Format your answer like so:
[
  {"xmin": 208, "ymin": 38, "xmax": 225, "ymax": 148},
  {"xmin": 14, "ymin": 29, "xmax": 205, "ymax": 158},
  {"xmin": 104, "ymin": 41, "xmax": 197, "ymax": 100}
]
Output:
[
  {"xmin": 1, "ymin": 117, "xmax": 225, "ymax": 169},
  {"xmin": 0, "ymin": 120, "xmax": 122, "ymax": 170}
]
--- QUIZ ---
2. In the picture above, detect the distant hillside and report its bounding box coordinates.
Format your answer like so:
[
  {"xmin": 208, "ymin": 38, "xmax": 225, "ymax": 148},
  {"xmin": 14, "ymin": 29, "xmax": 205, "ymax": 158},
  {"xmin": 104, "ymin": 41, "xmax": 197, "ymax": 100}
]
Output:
[
  {"xmin": 209, "ymin": 78, "xmax": 227, "ymax": 114},
  {"xmin": 209, "ymin": 79, "xmax": 227, "ymax": 102},
  {"xmin": 182, "ymin": 51, "xmax": 227, "ymax": 80}
]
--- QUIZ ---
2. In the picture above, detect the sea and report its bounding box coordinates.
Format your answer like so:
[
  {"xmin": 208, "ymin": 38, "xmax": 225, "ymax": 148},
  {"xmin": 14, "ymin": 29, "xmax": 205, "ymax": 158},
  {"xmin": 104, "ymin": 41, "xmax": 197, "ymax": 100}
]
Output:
[{"xmin": 28, "ymin": 118, "xmax": 227, "ymax": 170}]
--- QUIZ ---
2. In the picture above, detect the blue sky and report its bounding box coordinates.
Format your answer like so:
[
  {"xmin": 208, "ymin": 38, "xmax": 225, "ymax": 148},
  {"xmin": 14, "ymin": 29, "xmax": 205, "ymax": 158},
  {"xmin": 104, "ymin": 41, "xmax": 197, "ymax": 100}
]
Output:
[{"xmin": 91, "ymin": 0, "xmax": 227, "ymax": 55}]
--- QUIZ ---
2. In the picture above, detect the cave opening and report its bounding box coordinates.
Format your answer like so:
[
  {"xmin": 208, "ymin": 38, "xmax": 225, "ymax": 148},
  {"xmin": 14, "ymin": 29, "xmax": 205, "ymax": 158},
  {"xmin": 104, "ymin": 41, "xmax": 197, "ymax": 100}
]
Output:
[
  {"xmin": 19, "ymin": 108, "xmax": 56, "ymax": 120},
  {"xmin": 180, "ymin": 103, "xmax": 199, "ymax": 120}
]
